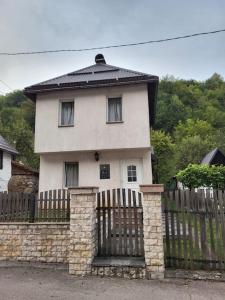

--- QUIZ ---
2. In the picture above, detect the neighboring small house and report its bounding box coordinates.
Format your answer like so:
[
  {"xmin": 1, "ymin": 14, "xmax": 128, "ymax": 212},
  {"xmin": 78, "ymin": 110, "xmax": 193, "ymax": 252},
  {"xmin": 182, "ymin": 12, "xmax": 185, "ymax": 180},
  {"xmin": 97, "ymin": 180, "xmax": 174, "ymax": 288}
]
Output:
[
  {"xmin": 24, "ymin": 54, "xmax": 158, "ymax": 192},
  {"xmin": 201, "ymin": 148, "xmax": 225, "ymax": 166},
  {"xmin": 8, "ymin": 161, "xmax": 39, "ymax": 194},
  {"xmin": 0, "ymin": 135, "xmax": 18, "ymax": 191}
]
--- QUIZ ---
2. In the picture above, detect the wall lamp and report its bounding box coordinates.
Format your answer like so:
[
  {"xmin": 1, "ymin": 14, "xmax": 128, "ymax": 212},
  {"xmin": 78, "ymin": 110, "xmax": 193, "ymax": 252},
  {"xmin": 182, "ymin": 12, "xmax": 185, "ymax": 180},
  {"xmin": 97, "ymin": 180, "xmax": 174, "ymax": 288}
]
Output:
[{"xmin": 95, "ymin": 152, "xmax": 99, "ymax": 161}]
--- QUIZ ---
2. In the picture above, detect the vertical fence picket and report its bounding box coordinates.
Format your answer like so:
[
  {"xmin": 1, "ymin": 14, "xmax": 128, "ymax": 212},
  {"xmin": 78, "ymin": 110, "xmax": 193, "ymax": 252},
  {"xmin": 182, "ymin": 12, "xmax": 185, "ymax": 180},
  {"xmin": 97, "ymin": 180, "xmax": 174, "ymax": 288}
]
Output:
[
  {"xmin": 132, "ymin": 191, "xmax": 139, "ymax": 256},
  {"xmin": 102, "ymin": 191, "xmax": 106, "ymax": 256},
  {"xmin": 206, "ymin": 189, "xmax": 215, "ymax": 269},
  {"xmin": 218, "ymin": 190, "xmax": 225, "ymax": 269},
  {"xmin": 52, "ymin": 190, "xmax": 57, "ymax": 221},
  {"xmin": 138, "ymin": 192, "xmax": 144, "ymax": 256},
  {"xmin": 122, "ymin": 189, "xmax": 127, "ymax": 256},
  {"xmin": 186, "ymin": 190, "xmax": 193, "ymax": 269},
  {"xmin": 127, "ymin": 189, "xmax": 133, "ymax": 256},
  {"xmin": 112, "ymin": 189, "xmax": 116, "ymax": 255},
  {"xmin": 97, "ymin": 192, "xmax": 101, "ymax": 256},
  {"xmin": 175, "ymin": 190, "xmax": 181, "ymax": 267},
  {"xmin": 117, "ymin": 189, "xmax": 123, "ymax": 256},
  {"xmin": 107, "ymin": 190, "xmax": 111, "ymax": 256},
  {"xmin": 169, "ymin": 190, "xmax": 176, "ymax": 267}
]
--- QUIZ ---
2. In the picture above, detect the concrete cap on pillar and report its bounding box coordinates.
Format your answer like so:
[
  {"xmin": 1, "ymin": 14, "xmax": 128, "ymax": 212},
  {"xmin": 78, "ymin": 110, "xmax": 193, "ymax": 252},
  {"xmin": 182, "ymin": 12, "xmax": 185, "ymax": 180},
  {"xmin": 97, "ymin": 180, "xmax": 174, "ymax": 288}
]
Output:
[
  {"xmin": 140, "ymin": 184, "xmax": 164, "ymax": 193},
  {"xmin": 69, "ymin": 186, "xmax": 99, "ymax": 195}
]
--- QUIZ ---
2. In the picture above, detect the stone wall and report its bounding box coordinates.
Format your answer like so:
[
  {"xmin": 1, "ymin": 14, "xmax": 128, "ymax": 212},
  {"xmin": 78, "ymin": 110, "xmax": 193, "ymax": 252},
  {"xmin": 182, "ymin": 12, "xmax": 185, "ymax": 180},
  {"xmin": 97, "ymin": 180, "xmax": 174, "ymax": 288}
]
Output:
[
  {"xmin": 8, "ymin": 175, "xmax": 39, "ymax": 194},
  {"xmin": 0, "ymin": 223, "xmax": 69, "ymax": 263}
]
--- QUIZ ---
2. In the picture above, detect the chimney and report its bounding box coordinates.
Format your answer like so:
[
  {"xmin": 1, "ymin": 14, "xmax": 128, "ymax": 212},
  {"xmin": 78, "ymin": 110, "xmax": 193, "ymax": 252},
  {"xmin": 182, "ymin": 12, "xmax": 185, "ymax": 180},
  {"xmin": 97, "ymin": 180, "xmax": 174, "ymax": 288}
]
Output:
[{"xmin": 95, "ymin": 54, "xmax": 106, "ymax": 64}]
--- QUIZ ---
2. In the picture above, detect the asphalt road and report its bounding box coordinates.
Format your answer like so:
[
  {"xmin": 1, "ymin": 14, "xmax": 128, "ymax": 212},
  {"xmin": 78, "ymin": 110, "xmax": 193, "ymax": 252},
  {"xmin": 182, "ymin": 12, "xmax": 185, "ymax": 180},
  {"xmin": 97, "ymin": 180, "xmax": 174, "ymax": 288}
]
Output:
[{"xmin": 0, "ymin": 266, "xmax": 225, "ymax": 300}]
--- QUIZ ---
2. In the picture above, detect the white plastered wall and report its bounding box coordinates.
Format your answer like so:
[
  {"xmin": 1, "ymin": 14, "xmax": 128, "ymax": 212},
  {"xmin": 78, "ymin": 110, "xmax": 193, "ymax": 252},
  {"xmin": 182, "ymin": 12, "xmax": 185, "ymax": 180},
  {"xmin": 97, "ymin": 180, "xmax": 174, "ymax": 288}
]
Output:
[
  {"xmin": 39, "ymin": 149, "xmax": 152, "ymax": 192},
  {"xmin": 0, "ymin": 152, "xmax": 12, "ymax": 192},
  {"xmin": 35, "ymin": 84, "xmax": 151, "ymax": 153}
]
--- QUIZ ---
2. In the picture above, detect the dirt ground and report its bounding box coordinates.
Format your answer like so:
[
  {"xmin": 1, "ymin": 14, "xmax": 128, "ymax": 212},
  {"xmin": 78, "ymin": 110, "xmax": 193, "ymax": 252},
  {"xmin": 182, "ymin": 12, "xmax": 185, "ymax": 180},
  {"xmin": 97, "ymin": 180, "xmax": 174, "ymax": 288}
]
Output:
[{"xmin": 0, "ymin": 265, "xmax": 225, "ymax": 300}]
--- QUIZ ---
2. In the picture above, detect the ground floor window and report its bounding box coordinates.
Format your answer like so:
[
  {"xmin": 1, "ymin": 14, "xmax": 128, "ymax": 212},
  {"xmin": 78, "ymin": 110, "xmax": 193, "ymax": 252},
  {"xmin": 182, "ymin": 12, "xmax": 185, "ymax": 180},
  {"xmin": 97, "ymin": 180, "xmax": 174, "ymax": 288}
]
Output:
[
  {"xmin": 64, "ymin": 162, "xmax": 78, "ymax": 187},
  {"xmin": 100, "ymin": 164, "xmax": 110, "ymax": 179},
  {"xmin": 127, "ymin": 165, "xmax": 137, "ymax": 182}
]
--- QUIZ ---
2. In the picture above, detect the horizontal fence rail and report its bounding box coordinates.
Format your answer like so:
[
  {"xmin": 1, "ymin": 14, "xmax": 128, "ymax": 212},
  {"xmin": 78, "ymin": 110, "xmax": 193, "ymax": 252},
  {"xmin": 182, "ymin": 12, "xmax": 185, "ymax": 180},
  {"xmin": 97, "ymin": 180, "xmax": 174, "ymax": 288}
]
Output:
[
  {"xmin": 0, "ymin": 190, "xmax": 70, "ymax": 222},
  {"xmin": 96, "ymin": 188, "xmax": 144, "ymax": 257},
  {"xmin": 163, "ymin": 189, "xmax": 225, "ymax": 270}
]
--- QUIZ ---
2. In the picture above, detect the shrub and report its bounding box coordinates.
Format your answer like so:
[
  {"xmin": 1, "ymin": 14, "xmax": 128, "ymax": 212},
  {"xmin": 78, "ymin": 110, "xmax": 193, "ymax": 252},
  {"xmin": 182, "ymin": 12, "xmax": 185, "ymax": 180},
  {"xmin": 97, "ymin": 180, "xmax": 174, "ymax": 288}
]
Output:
[{"xmin": 176, "ymin": 164, "xmax": 225, "ymax": 189}]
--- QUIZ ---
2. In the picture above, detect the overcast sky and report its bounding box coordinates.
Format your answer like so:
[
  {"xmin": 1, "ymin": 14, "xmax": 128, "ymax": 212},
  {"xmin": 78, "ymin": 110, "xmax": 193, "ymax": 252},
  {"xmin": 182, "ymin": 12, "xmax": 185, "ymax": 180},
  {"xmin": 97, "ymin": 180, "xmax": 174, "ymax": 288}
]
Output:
[{"xmin": 0, "ymin": 0, "xmax": 225, "ymax": 94}]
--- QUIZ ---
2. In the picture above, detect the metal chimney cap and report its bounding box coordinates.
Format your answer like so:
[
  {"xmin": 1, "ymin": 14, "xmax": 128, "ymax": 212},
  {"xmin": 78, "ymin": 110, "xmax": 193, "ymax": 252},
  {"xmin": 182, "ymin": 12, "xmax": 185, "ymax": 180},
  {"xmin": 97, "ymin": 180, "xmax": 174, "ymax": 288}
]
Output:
[{"xmin": 95, "ymin": 54, "xmax": 106, "ymax": 64}]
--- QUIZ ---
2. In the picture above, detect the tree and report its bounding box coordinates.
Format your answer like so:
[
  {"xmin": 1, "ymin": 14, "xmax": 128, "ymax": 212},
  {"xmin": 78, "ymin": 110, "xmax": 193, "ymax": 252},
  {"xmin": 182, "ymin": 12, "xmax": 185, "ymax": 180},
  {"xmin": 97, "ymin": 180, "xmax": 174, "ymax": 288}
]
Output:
[
  {"xmin": 0, "ymin": 91, "xmax": 37, "ymax": 169},
  {"xmin": 155, "ymin": 94, "xmax": 187, "ymax": 133},
  {"xmin": 151, "ymin": 130, "xmax": 175, "ymax": 184},
  {"xmin": 174, "ymin": 135, "xmax": 216, "ymax": 171}
]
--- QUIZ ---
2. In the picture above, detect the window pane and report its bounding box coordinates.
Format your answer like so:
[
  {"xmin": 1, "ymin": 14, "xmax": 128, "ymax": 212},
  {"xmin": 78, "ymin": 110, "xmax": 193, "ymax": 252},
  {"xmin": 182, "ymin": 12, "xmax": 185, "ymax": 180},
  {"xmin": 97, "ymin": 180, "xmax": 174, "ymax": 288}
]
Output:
[
  {"xmin": 61, "ymin": 101, "xmax": 74, "ymax": 125},
  {"xmin": 65, "ymin": 163, "xmax": 78, "ymax": 187},
  {"xmin": 100, "ymin": 164, "xmax": 110, "ymax": 179},
  {"xmin": 0, "ymin": 150, "xmax": 3, "ymax": 169},
  {"xmin": 108, "ymin": 98, "xmax": 122, "ymax": 122},
  {"xmin": 127, "ymin": 165, "xmax": 137, "ymax": 182}
]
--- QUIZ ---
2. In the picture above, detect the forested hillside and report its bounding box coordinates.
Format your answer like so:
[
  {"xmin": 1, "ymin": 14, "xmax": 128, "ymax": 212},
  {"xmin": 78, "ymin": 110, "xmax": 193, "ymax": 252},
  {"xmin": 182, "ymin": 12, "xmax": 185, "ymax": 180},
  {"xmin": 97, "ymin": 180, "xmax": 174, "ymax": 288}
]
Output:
[
  {"xmin": 0, "ymin": 91, "xmax": 38, "ymax": 169},
  {"xmin": 152, "ymin": 73, "xmax": 225, "ymax": 184},
  {"xmin": 0, "ymin": 73, "xmax": 224, "ymax": 181}
]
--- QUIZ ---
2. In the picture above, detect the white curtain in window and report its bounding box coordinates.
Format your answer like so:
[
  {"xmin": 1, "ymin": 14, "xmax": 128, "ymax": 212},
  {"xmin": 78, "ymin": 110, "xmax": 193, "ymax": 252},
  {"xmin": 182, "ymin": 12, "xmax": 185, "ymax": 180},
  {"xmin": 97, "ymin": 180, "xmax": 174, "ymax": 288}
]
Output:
[
  {"xmin": 65, "ymin": 163, "xmax": 78, "ymax": 187},
  {"xmin": 108, "ymin": 98, "xmax": 122, "ymax": 122},
  {"xmin": 61, "ymin": 102, "xmax": 74, "ymax": 125}
]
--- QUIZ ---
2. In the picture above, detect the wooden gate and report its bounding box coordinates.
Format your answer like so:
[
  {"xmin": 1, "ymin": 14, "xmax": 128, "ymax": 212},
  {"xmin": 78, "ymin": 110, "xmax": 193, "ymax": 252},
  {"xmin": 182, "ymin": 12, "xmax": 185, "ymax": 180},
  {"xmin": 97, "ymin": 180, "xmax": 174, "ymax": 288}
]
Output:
[{"xmin": 96, "ymin": 188, "xmax": 144, "ymax": 257}]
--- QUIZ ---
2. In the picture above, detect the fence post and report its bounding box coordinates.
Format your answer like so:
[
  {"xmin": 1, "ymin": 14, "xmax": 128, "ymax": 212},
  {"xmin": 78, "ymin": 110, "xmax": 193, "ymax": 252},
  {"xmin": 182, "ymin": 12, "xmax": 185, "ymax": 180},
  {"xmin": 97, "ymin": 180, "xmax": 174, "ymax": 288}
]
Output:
[
  {"xmin": 69, "ymin": 187, "xmax": 99, "ymax": 276},
  {"xmin": 140, "ymin": 184, "xmax": 165, "ymax": 279},
  {"xmin": 29, "ymin": 194, "xmax": 36, "ymax": 223}
]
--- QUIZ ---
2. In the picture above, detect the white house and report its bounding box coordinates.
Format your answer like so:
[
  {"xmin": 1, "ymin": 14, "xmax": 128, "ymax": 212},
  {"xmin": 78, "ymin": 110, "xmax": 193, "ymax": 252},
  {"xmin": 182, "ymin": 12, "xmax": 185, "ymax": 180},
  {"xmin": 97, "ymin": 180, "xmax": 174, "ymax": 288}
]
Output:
[
  {"xmin": 0, "ymin": 135, "xmax": 18, "ymax": 191},
  {"xmin": 24, "ymin": 54, "xmax": 158, "ymax": 192}
]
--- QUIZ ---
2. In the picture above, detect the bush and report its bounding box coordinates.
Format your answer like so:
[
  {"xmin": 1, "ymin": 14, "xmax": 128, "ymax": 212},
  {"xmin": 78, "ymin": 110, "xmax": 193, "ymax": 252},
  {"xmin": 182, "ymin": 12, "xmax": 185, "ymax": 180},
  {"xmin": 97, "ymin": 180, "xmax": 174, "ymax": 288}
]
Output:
[{"xmin": 176, "ymin": 164, "xmax": 225, "ymax": 189}]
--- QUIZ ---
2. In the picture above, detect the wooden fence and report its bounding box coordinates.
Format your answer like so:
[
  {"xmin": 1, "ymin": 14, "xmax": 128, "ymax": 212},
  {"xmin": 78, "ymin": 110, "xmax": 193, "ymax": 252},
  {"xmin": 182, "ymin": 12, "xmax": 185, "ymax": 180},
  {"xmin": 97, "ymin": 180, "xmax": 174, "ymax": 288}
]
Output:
[
  {"xmin": 0, "ymin": 190, "xmax": 70, "ymax": 222},
  {"xmin": 163, "ymin": 189, "xmax": 225, "ymax": 270},
  {"xmin": 96, "ymin": 188, "xmax": 144, "ymax": 257}
]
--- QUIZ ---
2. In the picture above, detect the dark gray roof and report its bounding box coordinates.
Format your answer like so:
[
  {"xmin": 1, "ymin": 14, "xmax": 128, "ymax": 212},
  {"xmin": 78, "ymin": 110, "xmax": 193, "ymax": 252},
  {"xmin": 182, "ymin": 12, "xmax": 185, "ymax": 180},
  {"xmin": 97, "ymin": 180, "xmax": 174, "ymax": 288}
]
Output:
[
  {"xmin": 0, "ymin": 135, "xmax": 18, "ymax": 155},
  {"xmin": 24, "ymin": 54, "xmax": 159, "ymax": 125},
  {"xmin": 201, "ymin": 148, "xmax": 219, "ymax": 164},
  {"xmin": 25, "ymin": 62, "xmax": 158, "ymax": 91}
]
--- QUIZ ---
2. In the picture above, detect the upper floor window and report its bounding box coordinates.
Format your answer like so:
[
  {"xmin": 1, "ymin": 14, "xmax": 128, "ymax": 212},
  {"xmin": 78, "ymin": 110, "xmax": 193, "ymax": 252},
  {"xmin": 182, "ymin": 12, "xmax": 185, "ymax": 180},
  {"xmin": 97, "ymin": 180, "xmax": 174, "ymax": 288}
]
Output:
[
  {"xmin": 107, "ymin": 97, "xmax": 122, "ymax": 123},
  {"xmin": 60, "ymin": 100, "xmax": 74, "ymax": 126},
  {"xmin": 64, "ymin": 162, "xmax": 78, "ymax": 187},
  {"xmin": 127, "ymin": 165, "xmax": 137, "ymax": 182},
  {"xmin": 0, "ymin": 150, "xmax": 3, "ymax": 169}
]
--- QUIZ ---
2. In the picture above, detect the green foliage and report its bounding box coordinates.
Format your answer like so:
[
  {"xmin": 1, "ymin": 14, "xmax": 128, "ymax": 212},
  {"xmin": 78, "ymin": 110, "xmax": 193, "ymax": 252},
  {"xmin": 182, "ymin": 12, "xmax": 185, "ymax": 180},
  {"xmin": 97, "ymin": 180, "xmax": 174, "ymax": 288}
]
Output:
[
  {"xmin": 153, "ymin": 73, "xmax": 225, "ymax": 184},
  {"xmin": 177, "ymin": 164, "xmax": 225, "ymax": 189},
  {"xmin": 151, "ymin": 130, "xmax": 175, "ymax": 184},
  {"xmin": 0, "ymin": 91, "xmax": 38, "ymax": 169}
]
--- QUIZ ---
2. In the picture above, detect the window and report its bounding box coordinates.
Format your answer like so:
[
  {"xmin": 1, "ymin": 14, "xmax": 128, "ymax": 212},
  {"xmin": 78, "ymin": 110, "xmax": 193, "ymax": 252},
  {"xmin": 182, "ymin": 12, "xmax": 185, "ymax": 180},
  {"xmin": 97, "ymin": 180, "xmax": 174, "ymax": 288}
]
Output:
[
  {"xmin": 100, "ymin": 164, "xmax": 110, "ymax": 179},
  {"xmin": 64, "ymin": 162, "xmax": 78, "ymax": 187},
  {"xmin": 127, "ymin": 165, "xmax": 137, "ymax": 182},
  {"xmin": 107, "ymin": 97, "xmax": 122, "ymax": 122},
  {"xmin": 60, "ymin": 100, "xmax": 74, "ymax": 126},
  {"xmin": 0, "ymin": 151, "xmax": 3, "ymax": 169}
]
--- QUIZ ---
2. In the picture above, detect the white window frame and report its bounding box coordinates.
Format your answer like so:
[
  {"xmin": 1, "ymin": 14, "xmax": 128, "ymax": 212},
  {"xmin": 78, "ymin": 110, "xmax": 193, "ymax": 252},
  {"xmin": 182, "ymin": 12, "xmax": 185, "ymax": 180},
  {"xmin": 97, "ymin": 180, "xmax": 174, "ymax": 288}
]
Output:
[
  {"xmin": 58, "ymin": 99, "xmax": 75, "ymax": 127},
  {"xmin": 127, "ymin": 165, "xmax": 137, "ymax": 182},
  {"xmin": 63, "ymin": 162, "xmax": 79, "ymax": 188},
  {"xmin": 106, "ymin": 96, "xmax": 123, "ymax": 123}
]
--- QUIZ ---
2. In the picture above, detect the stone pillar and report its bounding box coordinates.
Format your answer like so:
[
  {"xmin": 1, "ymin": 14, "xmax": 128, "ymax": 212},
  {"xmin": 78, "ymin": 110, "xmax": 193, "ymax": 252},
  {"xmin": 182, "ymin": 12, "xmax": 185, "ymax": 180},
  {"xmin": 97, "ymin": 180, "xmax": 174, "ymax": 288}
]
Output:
[
  {"xmin": 69, "ymin": 187, "xmax": 99, "ymax": 276},
  {"xmin": 140, "ymin": 184, "xmax": 165, "ymax": 279}
]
